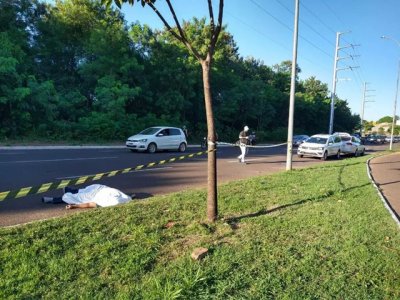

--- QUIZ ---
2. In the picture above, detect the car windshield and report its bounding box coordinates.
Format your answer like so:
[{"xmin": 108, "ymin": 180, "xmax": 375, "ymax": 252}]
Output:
[
  {"xmin": 307, "ymin": 137, "xmax": 327, "ymax": 144},
  {"xmin": 139, "ymin": 127, "xmax": 161, "ymax": 135}
]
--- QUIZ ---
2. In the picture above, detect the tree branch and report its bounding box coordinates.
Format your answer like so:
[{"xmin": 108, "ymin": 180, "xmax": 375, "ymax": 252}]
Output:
[
  {"xmin": 146, "ymin": 2, "xmax": 183, "ymax": 43},
  {"xmin": 162, "ymin": 0, "xmax": 203, "ymax": 61},
  {"xmin": 207, "ymin": 0, "xmax": 215, "ymax": 34},
  {"xmin": 212, "ymin": 0, "xmax": 224, "ymax": 47},
  {"xmin": 165, "ymin": 0, "xmax": 187, "ymax": 42}
]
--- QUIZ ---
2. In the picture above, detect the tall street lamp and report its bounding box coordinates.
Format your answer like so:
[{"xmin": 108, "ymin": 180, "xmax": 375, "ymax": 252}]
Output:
[{"xmin": 381, "ymin": 35, "xmax": 400, "ymax": 151}]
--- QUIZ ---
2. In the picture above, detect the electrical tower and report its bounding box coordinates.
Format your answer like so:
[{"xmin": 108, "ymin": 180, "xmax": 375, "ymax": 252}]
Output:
[{"xmin": 329, "ymin": 32, "xmax": 360, "ymax": 134}]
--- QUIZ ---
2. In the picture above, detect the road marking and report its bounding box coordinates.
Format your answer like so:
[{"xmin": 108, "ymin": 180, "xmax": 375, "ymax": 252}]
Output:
[
  {"xmin": 0, "ymin": 152, "xmax": 26, "ymax": 155},
  {"xmin": 56, "ymin": 166, "xmax": 173, "ymax": 179},
  {"xmin": 227, "ymin": 157, "xmax": 269, "ymax": 163},
  {"xmin": 0, "ymin": 156, "xmax": 118, "ymax": 164}
]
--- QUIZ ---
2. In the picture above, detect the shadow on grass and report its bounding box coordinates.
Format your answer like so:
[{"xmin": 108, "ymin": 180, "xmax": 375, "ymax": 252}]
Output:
[{"xmin": 225, "ymin": 182, "xmax": 370, "ymax": 226}]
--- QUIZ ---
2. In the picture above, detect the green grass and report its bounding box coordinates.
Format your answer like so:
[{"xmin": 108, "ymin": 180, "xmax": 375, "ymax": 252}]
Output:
[{"xmin": 1, "ymin": 155, "xmax": 399, "ymax": 299}]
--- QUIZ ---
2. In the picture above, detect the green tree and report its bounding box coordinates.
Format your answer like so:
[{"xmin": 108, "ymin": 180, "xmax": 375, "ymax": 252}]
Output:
[
  {"xmin": 377, "ymin": 115, "xmax": 399, "ymax": 124},
  {"xmin": 103, "ymin": 0, "xmax": 225, "ymax": 222}
]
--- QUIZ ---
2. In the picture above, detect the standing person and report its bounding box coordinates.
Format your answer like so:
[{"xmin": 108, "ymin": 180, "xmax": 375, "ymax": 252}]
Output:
[
  {"xmin": 237, "ymin": 125, "xmax": 250, "ymax": 163},
  {"xmin": 182, "ymin": 125, "xmax": 189, "ymax": 139}
]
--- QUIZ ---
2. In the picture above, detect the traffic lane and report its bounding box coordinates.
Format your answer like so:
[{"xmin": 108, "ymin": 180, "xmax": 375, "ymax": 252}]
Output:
[
  {"xmin": 0, "ymin": 145, "xmax": 282, "ymax": 191},
  {"xmin": 0, "ymin": 148, "xmax": 205, "ymax": 191},
  {"xmin": 0, "ymin": 145, "xmax": 319, "ymax": 227},
  {"xmin": 0, "ymin": 143, "xmax": 380, "ymax": 191}
]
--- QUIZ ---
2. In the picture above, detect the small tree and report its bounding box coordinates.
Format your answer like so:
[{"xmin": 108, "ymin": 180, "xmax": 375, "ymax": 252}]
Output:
[{"xmin": 102, "ymin": 0, "xmax": 224, "ymax": 222}]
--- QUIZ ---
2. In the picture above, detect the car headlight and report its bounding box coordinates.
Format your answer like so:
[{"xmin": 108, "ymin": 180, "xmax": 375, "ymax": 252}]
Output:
[
  {"xmin": 139, "ymin": 139, "xmax": 147, "ymax": 142},
  {"xmin": 318, "ymin": 147, "xmax": 324, "ymax": 150}
]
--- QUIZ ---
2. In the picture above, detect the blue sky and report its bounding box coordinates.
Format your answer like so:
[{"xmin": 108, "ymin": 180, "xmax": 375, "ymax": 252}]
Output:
[{"xmin": 117, "ymin": 0, "xmax": 400, "ymax": 123}]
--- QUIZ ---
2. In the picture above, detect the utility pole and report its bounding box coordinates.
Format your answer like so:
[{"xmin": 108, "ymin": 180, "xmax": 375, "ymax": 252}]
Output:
[
  {"xmin": 381, "ymin": 36, "xmax": 400, "ymax": 151},
  {"xmin": 360, "ymin": 82, "xmax": 375, "ymax": 138},
  {"xmin": 389, "ymin": 60, "xmax": 400, "ymax": 151},
  {"xmin": 329, "ymin": 32, "xmax": 359, "ymax": 134},
  {"xmin": 286, "ymin": 0, "xmax": 299, "ymax": 171}
]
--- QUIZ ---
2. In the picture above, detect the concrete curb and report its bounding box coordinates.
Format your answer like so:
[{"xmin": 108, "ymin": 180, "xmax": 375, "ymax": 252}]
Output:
[
  {"xmin": 0, "ymin": 145, "xmax": 201, "ymax": 150},
  {"xmin": 366, "ymin": 156, "xmax": 400, "ymax": 228}
]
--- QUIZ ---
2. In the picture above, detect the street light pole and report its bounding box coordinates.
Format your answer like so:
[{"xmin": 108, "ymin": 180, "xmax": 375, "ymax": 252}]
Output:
[
  {"xmin": 389, "ymin": 60, "xmax": 400, "ymax": 150},
  {"xmin": 381, "ymin": 36, "xmax": 400, "ymax": 151},
  {"xmin": 329, "ymin": 32, "xmax": 340, "ymax": 135},
  {"xmin": 286, "ymin": 0, "xmax": 299, "ymax": 171}
]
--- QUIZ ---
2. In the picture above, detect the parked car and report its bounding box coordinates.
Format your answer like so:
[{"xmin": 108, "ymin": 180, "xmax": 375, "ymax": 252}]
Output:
[
  {"xmin": 297, "ymin": 134, "xmax": 342, "ymax": 160},
  {"xmin": 340, "ymin": 135, "xmax": 365, "ymax": 156},
  {"xmin": 126, "ymin": 126, "xmax": 187, "ymax": 153},
  {"xmin": 249, "ymin": 131, "xmax": 257, "ymax": 145},
  {"xmin": 292, "ymin": 135, "xmax": 309, "ymax": 147},
  {"xmin": 366, "ymin": 134, "xmax": 386, "ymax": 144}
]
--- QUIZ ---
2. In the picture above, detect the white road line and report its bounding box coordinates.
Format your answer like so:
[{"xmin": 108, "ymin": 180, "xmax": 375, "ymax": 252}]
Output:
[
  {"xmin": 227, "ymin": 157, "xmax": 271, "ymax": 163},
  {"xmin": 56, "ymin": 166, "xmax": 173, "ymax": 179},
  {"xmin": 0, "ymin": 156, "xmax": 118, "ymax": 164}
]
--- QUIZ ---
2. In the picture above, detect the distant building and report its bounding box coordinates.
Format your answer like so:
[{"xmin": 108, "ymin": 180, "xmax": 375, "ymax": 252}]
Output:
[{"xmin": 371, "ymin": 122, "xmax": 391, "ymax": 134}]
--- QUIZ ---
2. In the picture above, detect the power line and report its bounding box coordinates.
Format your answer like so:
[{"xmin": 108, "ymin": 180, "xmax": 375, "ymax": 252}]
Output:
[
  {"xmin": 300, "ymin": 1, "xmax": 336, "ymax": 35},
  {"xmin": 275, "ymin": 0, "xmax": 335, "ymax": 48},
  {"xmin": 249, "ymin": 0, "xmax": 334, "ymax": 59},
  {"xmin": 225, "ymin": 10, "xmax": 323, "ymax": 68}
]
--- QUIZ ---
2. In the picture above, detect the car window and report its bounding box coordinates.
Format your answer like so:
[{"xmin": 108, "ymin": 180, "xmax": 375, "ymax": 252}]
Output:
[
  {"xmin": 159, "ymin": 129, "xmax": 169, "ymax": 136},
  {"xmin": 334, "ymin": 136, "xmax": 341, "ymax": 143},
  {"xmin": 307, "ymin": 137, "xmax": 327, "ymax": 144},
  {"xmin": 140, "ymin": 127, "xmax": 161, "ymax": 135},
  {"xmin": 341, "ymin": 136, "xmax": 351, "ymax": 141},
  {"xmin": 169, "ymin": 128, "xmax": 181, "ymax": 136}
]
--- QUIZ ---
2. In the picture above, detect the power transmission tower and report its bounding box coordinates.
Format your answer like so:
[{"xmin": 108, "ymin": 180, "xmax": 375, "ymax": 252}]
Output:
[
  {"xmin": 328, "ymin": 32, "xmax": 360, "ymax": 134},
  {"xmin": 360, "ymin": 82, "xmax": 375, "ymax": 137}
]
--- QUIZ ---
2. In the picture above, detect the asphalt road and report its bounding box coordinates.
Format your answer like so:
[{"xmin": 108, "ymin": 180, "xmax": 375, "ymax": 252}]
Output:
[{"xmin": 0, "ymin": 143, "xmax": 387, "ymax": 227}]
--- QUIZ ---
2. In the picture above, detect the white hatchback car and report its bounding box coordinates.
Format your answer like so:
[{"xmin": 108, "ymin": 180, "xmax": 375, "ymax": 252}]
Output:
[
  {"xmin": 126, "ymin": 127, "xmax": 187, "ymax": 153},
  {"xmin": 297, "ymin": 134, "xmax": 342, "ymax": 160}
]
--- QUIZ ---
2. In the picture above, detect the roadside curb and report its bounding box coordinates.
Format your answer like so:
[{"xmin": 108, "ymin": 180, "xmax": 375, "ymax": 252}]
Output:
[
  {"xmin": 366, "ymin": 155, "xmax": 400, "ymax": 228},
  {"xmin": 0, "ymin": 145, "xmax": 201, "ymax": 150}
]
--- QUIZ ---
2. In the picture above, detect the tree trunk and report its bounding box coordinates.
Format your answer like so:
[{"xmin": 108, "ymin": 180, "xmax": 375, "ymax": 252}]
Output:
[{"xmin": 201, "ymin": 58, "xmax": 217, "ymax": 222}]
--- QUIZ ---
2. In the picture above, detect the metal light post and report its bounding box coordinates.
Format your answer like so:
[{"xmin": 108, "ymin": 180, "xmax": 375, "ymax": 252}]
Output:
[
  {"xmin": 381, "ymin": 36, "xmax": 400, "ymax": 151},
  {"xmin": 286, "ymin": 0, "xmax": 299, "ymax": 171}
]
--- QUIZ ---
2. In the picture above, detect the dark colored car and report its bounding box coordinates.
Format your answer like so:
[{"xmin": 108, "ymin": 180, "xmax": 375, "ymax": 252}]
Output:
[{"xmin": 293, "ymin": 135, "xmax": 310, "ymax": 147}]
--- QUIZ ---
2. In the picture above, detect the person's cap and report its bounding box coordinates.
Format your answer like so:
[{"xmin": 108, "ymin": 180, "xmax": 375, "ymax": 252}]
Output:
[{"xmin": 244, "ymin": 126, "xmax": 249, "ymax": 131}]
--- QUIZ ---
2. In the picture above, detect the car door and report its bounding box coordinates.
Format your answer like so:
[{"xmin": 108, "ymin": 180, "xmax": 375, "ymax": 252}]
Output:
[
  {"xmin": 156, "ymin": 128, "xmax": 170, "ymax": 149},
  {"xmin": 168, "ymin": 128, "xmax": 181, "ymax": 149},
  {"xmin": 333, "ymin": 136, "xmax": 342, "ymax": 154}
]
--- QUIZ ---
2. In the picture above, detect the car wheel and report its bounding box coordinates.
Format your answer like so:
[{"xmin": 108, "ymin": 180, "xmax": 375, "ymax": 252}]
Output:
[
  {"xmin": 178, "ymin": 142, "xmax": 186, "ymax": 152},
  {"xmin": 360, "ymin": 148, "xmax": 365, "ymax": 156},
  {"xmin": 336, "ymin": 151, "xmax": 341, "ymax": 160},
  {"xmin": 354, "ymin": 148, "xmax": 359, "ymax": 157},
  {"xmin": 298, "ymin": 154, "xmax": 303, "ymax": 158},
  {"xmin": 321, "ymin": 151, "xmax": 328, "ymax": 161},
  {"xmin": 130, "ymin": 149, "xmax": 136, "ymax": 152},
  {"xmin": 147, "ymin": 143, "xmax": 157, "ymax": 153}
]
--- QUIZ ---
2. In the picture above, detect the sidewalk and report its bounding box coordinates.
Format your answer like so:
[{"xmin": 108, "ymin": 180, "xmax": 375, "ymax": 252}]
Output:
[{"xmin": 369, "ymin": 152, "xmax": 400, "ymax": 222}]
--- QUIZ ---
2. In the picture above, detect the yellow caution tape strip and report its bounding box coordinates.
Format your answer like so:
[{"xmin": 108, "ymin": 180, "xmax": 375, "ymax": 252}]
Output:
[{"xmin": 0, "ymin": 149, "xmax": 215, "ymax": 201}]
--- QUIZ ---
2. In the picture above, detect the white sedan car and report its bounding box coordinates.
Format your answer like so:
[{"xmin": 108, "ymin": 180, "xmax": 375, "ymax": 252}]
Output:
[
  {"xmin": 340, "ymin": 135, "xmax": 365, "ymax": 156},
  {"xmin": 297, "ymin": 134, "xmax": 342, "ymax": 160},
  {"xmin": 126, "ymin": 126, "xmax": 187, "ymax": 153}
]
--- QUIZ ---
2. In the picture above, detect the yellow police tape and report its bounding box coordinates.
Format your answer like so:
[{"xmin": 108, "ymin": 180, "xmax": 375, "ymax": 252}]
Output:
[{"xmin": 0, "ymin": 149, "xmax": 215, "ymax": 201}]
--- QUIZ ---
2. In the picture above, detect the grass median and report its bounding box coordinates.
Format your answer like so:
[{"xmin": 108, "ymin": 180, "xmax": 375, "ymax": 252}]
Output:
[{"xmin": 1, "ymin": 155, "xmax": 399, "ymax": 299}]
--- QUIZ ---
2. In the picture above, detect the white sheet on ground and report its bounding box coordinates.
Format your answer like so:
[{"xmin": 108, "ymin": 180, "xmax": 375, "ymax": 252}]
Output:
[{"xmin": 62, "ymin": 184, "xmax": 132, "ymax": 207}]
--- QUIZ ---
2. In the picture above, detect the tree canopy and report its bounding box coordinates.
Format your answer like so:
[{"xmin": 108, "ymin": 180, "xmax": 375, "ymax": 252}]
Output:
[{"xmin": 0, "ymin": 0, "xmax": 360, "ymax": 142}]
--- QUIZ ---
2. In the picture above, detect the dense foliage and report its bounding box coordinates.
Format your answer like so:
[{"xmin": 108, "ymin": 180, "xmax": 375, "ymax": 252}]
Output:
[{"xmin": 0, "ymin": 0, "xmax": 360, "ymax": 142}]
